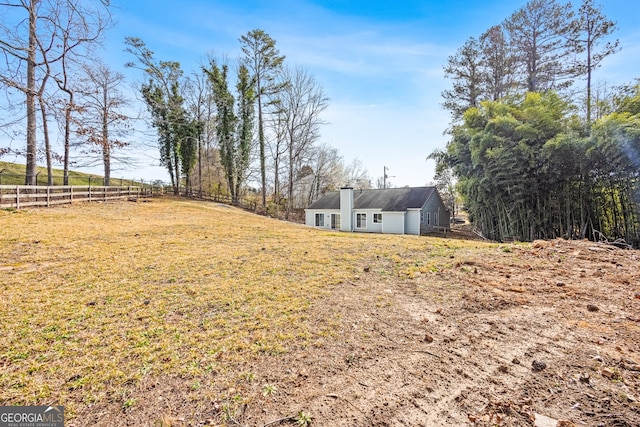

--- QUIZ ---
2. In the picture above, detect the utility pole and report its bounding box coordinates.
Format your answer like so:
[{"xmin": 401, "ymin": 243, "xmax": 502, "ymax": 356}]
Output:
[{"xmin": 383, "ymin": 166, "xmax": 395, "ymax": 189}]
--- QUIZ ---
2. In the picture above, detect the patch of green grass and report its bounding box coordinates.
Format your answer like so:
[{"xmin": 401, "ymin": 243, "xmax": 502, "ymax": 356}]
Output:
[{"xmin": 295, "ymin": 411, "xmax": 313, "ymax": 426}]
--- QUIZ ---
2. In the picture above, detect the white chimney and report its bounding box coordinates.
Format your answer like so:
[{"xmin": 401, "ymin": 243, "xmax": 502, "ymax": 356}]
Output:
[{"xmin": 340, "ymin": 187, "xmax": 354, "ymax": 231}]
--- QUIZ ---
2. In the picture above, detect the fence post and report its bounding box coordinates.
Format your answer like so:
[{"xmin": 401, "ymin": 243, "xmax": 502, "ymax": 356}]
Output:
[
  {"xmin": 47, "ymin": 187, "xmax": 50, "ymax": 207},
  {"xmin": 70, "ymin": 186, "xmax": 73, "ymax": 203},
  {"xmin": 16, "ymin": 187, "xmax": 20, "ymax": 209}
]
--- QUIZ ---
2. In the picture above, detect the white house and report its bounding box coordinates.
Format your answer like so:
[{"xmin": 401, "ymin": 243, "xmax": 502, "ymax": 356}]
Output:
[{"xmin": 304, "ymin": 186, "xmax": 450, "ymax": 235}]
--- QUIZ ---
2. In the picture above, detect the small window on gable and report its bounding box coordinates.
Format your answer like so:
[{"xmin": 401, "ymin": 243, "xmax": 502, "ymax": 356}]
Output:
[
  {"xmin": 356, "ymin": 213, "xmax": 367, "ymax": 229},
  {"xmin": 373, "ymin": 213, "xmax": 382, "ymax": 224},
  {"xmin": 420, "ymin": 211, "xmax": 424, "ymax": 222},
  {"xmin": 426, "ymin": 212, "xmax": 431, "ymax": 225},
  {"xmin": 315, "ymin": 213, "xmax": 324, "ymax": 227}
]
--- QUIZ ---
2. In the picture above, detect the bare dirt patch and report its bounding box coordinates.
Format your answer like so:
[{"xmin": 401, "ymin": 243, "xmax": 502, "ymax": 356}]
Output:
[
  {"xmin": 236, "ymin": 239, "xmax": 639, "ymax": 427},
  {"xmin": 1, "ymin": 201, "xmax": 639, "ymax": 426}
]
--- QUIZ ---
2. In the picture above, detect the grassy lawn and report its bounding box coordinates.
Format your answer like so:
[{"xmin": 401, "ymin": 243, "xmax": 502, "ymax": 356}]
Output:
[{"xmin": 0, "ymin": 198, "xmax": 493, "ymax": 422}]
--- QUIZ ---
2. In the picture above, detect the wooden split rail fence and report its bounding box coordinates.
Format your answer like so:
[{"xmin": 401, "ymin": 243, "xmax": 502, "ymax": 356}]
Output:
[{"xmin": 0, "ymin": 185, "xmax": 153, "ymax": 209}]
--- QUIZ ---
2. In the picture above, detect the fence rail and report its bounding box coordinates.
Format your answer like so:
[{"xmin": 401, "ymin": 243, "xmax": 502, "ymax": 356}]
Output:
[
  {"xmin": 187, "ymin": 191, "xmax": 307, "ymax": 222},
  {"xmin": 195, "ymin": 192, "xmax": 259, "ymax": 213},
  {"xmin": 0, "ymin": 185, "xmax": 160, "ymax": 209}
]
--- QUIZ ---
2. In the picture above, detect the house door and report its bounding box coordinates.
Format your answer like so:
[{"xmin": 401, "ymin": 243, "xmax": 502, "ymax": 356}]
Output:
[{"xmin": 331, "ymin": 213, "xmax": 341, "ymax": 229}]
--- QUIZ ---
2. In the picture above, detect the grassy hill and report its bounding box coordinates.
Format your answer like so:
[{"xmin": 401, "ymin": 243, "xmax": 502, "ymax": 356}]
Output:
[{"xmin": 0, "ymin": 161, "xmax": 143, "ymax": 186}]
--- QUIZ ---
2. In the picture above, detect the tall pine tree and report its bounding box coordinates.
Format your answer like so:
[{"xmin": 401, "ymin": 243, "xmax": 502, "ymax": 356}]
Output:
[{"xmin": 239, "ymin": 29, "xmax": 286, "ymax": 207}]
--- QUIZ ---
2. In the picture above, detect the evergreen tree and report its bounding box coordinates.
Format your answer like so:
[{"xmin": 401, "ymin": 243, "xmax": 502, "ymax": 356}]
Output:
[
  {"xmin": 206, "ymin": 61, "xmax": 237, "ymax": 201},
  {"xmin": 503, "ymin": 0, "xmax": 574, "ymax": 93},
  {"xmin": 177, "ymin": 118, "xmax": 200, "ymax": 196},
  {"xmin": 204, "ymin": 61, "xmax": 255, "ymax": 203},
  {"xmin": 239, "ymin": 29, "xmax": 286, "ymax": 207},
  {"xmin": 442, "ymin": 37, "xmax": 483, "ymax": 123},
  {"xmin": 235, "ymin": 65, "xmax": 256, "ymax": 201},
  {"xmin": 447, "ymin": 92, "xmax": 575, "ymax": 241},
  {"xmin": 126, "ymin": 37, "xmax": 186, "ymax": 194},
  {"xmin": 445, "ymin": 88, "xmax": 640, "ymax": 245},
  {"xmin": 479, "ymin": 25, "xmax": 516, "ymax": 101},
  {"xmin": 568, "ymin": 0, "xmax": 620, "ymax": 126}
]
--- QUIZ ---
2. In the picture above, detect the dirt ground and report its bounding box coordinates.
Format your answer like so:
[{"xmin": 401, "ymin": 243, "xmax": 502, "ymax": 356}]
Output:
[
  {"xmin": 95, "ymin": 232, "xmax": 640, "ymax": 427},
  {"xmin": 239, "ymin": 237, "xmax": 640, "ymax": 427}
]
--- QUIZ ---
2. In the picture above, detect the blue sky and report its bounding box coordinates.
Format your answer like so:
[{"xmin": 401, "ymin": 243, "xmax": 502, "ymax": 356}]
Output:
[{"xmin": 101, "ymin": 0, "xmax": 640, "ymax": 187}]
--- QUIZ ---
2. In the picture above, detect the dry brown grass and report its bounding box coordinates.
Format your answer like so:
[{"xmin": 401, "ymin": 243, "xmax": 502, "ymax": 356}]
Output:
[{"xmin": 0, "ymin": 198, "xmax": 497, "ymax": 423}]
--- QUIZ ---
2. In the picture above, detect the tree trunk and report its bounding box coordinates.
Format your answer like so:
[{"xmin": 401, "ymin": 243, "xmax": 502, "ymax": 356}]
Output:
[
  {"xmin": 273, "ymin": 150, "xmax": 280, "ymax": 211},
  {"xmin": 258, "ymin": 88, "xmax": 266, "ymax": 207},
  {"xmin": 198, "ymin": 133, "xmax": 202, "ymax": 197},
  {"xmin": 287, "ymin": 142, "xmax": 294, "ymax": 220},
  {"xmin": 39, "ymin": 97, "xmax": 53, "ymax": 186},
  {"xmin": 25, "ymin": 2, "xmax": 39, "ymax": 185},
  {"xmin": 586, "ymin": 40, "xmax": 592, "ymax": 127},
  {"xmin": 103, "ymin": 146, "xmax": 111, "ymax": 186},
  {"xmin": 63, "ymin": 92, "xmax": 73, "ymax": 185},
  {"xmin": 173, "ymin": 142, "xmax": 180, "ymax": 195},
  {"xmin": 102, "ymin": 96, "xmax": 110, "ymax": 186}
]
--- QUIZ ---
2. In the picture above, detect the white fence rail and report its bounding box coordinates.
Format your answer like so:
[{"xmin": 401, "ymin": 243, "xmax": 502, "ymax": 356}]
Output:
[{"xmin": 0, "ymin": 185, "xmax": 144, "ymax": 209}]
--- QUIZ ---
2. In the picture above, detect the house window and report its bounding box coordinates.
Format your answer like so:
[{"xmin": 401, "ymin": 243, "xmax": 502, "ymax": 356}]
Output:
[
  {"xmin": 425, "ymin": 212, "xmax": 431, "ymax": 225},
  {"xmin": 373, "ymin": 213, "xmax": 382, "ymax": 224},
  {"xmin": 434, "ymin": 212, "xmax": 439, "ymax": 226},
  {"xmin": 356, "ymin": 213, "xmax": 367, "ymax": 229},
  {"xmin": 420, "ymin": 211, "xmax": 424, "ymax": 222},
  {"xmin": 331, "ymin": 213, "xmax": 340, "ymax": 229},
  {"xmin": 315, "ymin": 213, "xmax": 324, "ymax": 227}
]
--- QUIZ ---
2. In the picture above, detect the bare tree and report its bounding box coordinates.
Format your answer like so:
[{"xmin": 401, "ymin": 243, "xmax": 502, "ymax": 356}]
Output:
[
  {"xmin": 183, "ymin": 70, "xmax": 215, "ymax": 196},
  {"xmin": 55, "ymin": 0, "xmax": 111, "ymax": 184},
  {"xmin": 427, "ymin": 148, "xmax": 457, "ymax": 217},
  {"xmin": 279, "ymin": 65, "xmax": 328, "ymax": 218},
  {"xmin": 306, "ymin": 143, "xmax": 342, "ymax": 204},
  {"xmin": 75, "ymin": 61, "xmax": 131, "ymax": 185},
  {"xmin": 0, "ymin": 0, "xmax": 112, "ymax": 185},
  {"xmin": 342, "ymin": 158, "xmax": 371, "ymax": 189},
  {"xmin": 266, "ymin": 97, "xmax": 288, "ymax": 210}
]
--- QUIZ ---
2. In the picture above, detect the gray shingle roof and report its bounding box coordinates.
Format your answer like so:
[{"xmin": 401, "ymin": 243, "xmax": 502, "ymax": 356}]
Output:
[{"xmin": 307, "ymin": 187, "xmax": 437, "ymax": 211}]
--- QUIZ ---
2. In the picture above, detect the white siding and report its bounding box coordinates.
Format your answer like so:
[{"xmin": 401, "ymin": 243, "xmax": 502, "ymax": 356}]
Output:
[
  {"xmin": 405, "ymin": 209, "xmax": 420, "ymax": 235},
  {"xmin": 354, "ymin": 209, "xmax": 382, "ymax": 233},
  {"xmin": 305, "ymin": 209, "xmax": 315, "ymax": 227},
  {"xmin": 305, "ymin": 209, "xmax": 339, "ymax": 229},
  {"xmin": 382, "ymin": 212, "xmax": 405, "ymax": 234}
]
